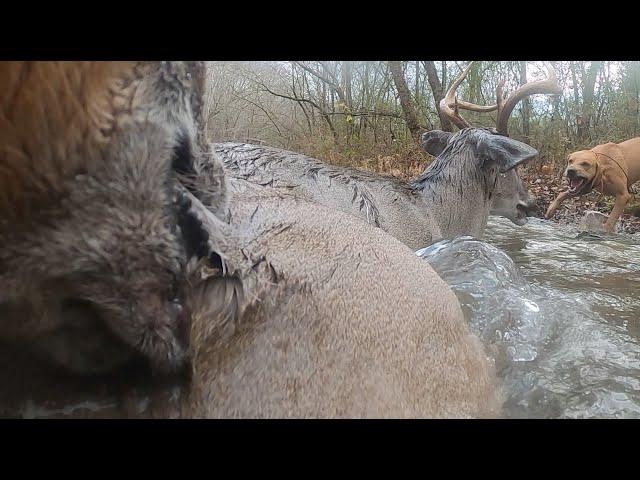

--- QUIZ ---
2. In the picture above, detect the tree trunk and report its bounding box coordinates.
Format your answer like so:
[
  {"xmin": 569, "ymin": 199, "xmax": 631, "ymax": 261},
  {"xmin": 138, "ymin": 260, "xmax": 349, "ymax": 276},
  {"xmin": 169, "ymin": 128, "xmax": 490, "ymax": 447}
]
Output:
[
  {"xmin": 414, "ymin": 61, "xmax": 420, "ymax": 109},
  {"xmin": 632, "ymin": 62, "xmax": 640, "ymax": 136},
  {"xmin": 582, "ymin": 61, "xmax": 603, "ymax": 141},
  {"xmin": 519, "ymin": 61, "xmax": 531, "ymax": 141},
  {"xmin": 469, "ymin": 62, "xmax": 480, "ymax": 104},
  {"xmin": 569, "ymin": 61, "xmax": 584, "ymax": 142},
  {"xmin": 342, "ymin": 61, "xmax": 353, "ymax": 109},
  {"xmin": 342, "ymin": 61, "xmax": 353, "ymax": 141},
  {"xmin": 424, "ymin": 60, "xmax": 452, "ymax": 131},
  {"xmin": 441, "ymin": 61, "xmax": 447, "ymax": 90},
  {"xmin": 388, "ymin": 61, "xmax": 423, "ymax": 139}
]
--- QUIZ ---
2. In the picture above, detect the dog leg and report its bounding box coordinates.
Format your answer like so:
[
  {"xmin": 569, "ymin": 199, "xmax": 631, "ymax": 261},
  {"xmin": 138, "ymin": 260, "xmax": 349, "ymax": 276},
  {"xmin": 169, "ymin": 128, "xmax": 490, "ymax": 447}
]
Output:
[
  {"xmin": 603, "ymin": 192, "xmax": 631, "ymax": 232},
  {"xmin": 545, "ymin": 190, "xmax": 572, "ymax": 219}
]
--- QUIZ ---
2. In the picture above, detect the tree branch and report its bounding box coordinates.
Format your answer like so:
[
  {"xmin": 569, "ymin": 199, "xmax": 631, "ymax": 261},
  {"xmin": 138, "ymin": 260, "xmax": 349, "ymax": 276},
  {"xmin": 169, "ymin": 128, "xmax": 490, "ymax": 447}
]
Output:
[
  {"xmin": 260, "ymin": 85, "xmax": 338, "ymax": 142},
  {"xmin": 293, "ymin": 61, "xmax": 347, "ymax": 106}
]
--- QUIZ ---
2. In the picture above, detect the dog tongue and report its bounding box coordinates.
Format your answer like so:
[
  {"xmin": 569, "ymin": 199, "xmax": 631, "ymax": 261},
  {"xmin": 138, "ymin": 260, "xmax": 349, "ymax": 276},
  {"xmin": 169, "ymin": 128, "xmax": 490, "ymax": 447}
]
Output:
[{"xmin": 570, "ymin": 178, "xmax": 582, "ymax": 189}]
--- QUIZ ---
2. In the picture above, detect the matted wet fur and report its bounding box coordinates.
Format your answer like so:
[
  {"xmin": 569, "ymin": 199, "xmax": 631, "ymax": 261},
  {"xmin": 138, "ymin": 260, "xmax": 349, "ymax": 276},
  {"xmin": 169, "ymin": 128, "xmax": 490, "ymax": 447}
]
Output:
[
  {"xmin": 1, "ymin": 172, "xmax": 503, "ymax": 418},
  {"xmin": 216, "ymin": 129, "xmax": 537, "ymax": 251},
  {"xmin": 176, "ymin": 178, "xmax": 503, "ymax": 418}
]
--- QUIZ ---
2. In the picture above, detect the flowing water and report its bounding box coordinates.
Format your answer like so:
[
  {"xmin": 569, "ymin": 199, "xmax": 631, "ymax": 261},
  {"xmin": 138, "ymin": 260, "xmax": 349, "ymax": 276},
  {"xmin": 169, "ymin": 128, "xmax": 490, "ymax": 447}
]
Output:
[{"xmin": 417, "ymin": 217, "xmax": 640, "ymax": 419}]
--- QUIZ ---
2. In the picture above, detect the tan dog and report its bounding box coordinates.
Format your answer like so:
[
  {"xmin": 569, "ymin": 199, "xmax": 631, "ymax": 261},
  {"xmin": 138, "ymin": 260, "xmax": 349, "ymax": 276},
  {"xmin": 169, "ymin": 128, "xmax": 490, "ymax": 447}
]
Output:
[{"xmin": 545, "ymin": 137, "xmax": 640, "ymax": 232}]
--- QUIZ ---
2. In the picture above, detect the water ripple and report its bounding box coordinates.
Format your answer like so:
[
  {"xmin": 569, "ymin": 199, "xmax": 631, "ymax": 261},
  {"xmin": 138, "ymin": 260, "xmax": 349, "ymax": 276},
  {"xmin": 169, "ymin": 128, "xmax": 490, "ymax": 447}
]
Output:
[{"xmin": 417, "ymin": 217, "xmax": 640, "ymax": 418}]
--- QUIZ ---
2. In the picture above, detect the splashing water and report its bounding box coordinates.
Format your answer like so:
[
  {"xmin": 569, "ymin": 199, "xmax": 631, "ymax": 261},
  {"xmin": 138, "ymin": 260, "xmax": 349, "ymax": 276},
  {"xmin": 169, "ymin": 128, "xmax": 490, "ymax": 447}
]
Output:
[{"xmin": 417, "ymin": 217, "xmax": 640, "ymax": 419}]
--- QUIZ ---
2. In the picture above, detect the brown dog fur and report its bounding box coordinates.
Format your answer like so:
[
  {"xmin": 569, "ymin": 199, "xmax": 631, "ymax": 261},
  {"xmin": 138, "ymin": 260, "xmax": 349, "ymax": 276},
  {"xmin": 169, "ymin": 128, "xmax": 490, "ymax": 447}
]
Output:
[
  {"xmin": 0, "ymin": 62, "xmax": 136, "ymax": 222},
  {"xmin": 0, "ymin": 61, "xmax": 210, "ymax": 374},
  {"xmin": 545, "ymin": 138, "xmax": 640, "ymax": 231}
]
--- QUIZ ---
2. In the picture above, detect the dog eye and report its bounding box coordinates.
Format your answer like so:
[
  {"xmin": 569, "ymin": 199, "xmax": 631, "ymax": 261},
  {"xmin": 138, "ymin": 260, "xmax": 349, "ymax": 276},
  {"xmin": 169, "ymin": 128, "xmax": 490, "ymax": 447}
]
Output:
[{"xmin": 580, "ymin": 161, "xmax": 589, "ymax": 167}]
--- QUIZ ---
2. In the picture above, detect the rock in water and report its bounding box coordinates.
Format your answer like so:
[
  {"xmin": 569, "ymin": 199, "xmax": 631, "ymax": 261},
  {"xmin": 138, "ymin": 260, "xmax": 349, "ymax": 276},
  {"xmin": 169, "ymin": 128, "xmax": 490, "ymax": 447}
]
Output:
[{"xmin": 578, "ymin": 210, "xmax": 611, "ymax": 232}]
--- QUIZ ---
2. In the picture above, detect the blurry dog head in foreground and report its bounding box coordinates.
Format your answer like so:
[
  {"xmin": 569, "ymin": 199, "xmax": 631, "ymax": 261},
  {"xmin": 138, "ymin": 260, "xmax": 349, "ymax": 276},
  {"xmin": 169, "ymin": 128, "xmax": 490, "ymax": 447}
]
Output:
[{"xmin": 0, "ymin": 62, "xmax": 216, "ymax": 374}]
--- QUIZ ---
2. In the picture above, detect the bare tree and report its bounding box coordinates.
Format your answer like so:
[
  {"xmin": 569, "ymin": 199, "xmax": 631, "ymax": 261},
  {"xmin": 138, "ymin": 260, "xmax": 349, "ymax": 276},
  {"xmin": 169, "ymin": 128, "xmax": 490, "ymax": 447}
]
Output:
[
  {"xmin": 519, "ymin": 61, "xmax": 531, "ymax": 140},
  {"xmin": 570, "ymin": 61, "xmax": 603, "ymax": 142},
  {"xmin": 202, "ymin": 60, "xmax": 638, "ymax": 173},
  {"xmin": 582, "ymin": 61, "xmax": 604, "ymax": 141},
  {"xmin": 424, "ymin": 61, "xmax": 452, "ymax": 131},
  {"xmin": 388, "ymin": 61, "xmax": 423, "ymax": 139}
]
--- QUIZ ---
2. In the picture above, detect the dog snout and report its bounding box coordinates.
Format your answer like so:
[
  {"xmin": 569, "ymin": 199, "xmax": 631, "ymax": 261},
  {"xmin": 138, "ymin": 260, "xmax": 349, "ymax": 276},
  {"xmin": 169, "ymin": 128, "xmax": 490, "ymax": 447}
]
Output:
[{"xmin": 566, "ymin": 168, "xmax": 578, "ymax": 179}]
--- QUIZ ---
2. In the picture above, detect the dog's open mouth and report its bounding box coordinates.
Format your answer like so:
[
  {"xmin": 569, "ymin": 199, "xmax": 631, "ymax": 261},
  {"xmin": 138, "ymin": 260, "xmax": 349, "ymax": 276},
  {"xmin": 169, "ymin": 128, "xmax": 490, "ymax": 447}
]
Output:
[{"xmin": 568, "ymin": 176, "xmax": 589, "ymax": 195}]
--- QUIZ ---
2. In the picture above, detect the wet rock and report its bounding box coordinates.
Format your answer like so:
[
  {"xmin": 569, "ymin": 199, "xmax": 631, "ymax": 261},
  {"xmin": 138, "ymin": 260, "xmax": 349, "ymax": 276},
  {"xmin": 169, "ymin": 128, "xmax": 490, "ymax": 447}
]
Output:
[{"xmin": 578, "ymin": 210, "xmax": 608, "ymax": 233}]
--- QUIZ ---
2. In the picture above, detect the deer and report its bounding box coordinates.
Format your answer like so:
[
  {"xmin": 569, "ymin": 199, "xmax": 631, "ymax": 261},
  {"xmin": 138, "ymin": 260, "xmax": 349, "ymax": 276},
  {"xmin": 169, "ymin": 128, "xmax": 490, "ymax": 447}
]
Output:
[
  {"xmin": 216, "ymin": 62, "xmax": 561, "ymax": 251},
  {"xmin": 0, "ymin": 61, "xmax": 501, "ymax": 418}
]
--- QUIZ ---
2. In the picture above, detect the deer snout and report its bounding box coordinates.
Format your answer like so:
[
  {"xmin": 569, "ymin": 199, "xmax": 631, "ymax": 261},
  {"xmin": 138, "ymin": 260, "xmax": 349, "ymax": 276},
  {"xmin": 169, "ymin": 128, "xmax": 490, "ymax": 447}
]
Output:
[{"xmin": 520, "ymin": 196, "xmax": 539, "ymax": 217}]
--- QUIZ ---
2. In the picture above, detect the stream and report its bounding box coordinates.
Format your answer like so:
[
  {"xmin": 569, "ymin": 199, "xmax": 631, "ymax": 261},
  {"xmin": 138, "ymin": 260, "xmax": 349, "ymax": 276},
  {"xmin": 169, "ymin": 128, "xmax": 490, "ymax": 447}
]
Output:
[{"xmin": 418, "ymin": 217, "xmax": 640, "ymax": 418}]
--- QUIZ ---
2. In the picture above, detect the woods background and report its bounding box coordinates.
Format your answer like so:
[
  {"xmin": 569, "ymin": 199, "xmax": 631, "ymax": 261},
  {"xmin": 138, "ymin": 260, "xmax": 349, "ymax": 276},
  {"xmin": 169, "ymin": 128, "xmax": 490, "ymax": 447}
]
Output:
[{"xmin": 203, "ymin": 61, "xmax": 640, "ymax": 178}]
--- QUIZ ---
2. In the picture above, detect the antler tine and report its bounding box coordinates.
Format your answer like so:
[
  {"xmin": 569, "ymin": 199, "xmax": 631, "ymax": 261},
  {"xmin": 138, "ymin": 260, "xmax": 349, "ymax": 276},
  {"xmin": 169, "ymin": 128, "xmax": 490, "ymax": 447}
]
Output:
[
  {"xmin": 496, "ymin": 61, "xmax": 562, "ymax": 136},
  {"xmin": 455, "ymin": 99, "xmax": 499, "ymax": 113},
  {"xmin": 439, "ymin": 62, "xmax": 499, "ymax": 130},
  {"xmin": 443, "ymin": 62, "xmax": 474, "ymax": 105},
  {"xmin": 439, "ymin": 63, "xmax": 473, "ymax": 129}
]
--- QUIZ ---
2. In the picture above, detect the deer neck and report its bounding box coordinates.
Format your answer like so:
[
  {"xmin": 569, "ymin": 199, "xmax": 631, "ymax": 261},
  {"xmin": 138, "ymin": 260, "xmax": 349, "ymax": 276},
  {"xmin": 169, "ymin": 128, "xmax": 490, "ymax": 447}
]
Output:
[{"xmin": 411, "ymin": 162, "xmax": 495, "ymax": 239}]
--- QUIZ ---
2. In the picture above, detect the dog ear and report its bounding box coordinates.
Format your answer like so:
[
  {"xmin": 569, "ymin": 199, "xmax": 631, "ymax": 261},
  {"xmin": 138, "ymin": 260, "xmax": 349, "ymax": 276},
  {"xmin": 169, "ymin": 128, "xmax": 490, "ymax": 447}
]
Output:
[
  {"xmin": 479, "ymin": 134, "xmax": 538, "ymax": 173},
  {"xmin": 420, "ymin": 130, "xmax": 453, "ymax": 157}
]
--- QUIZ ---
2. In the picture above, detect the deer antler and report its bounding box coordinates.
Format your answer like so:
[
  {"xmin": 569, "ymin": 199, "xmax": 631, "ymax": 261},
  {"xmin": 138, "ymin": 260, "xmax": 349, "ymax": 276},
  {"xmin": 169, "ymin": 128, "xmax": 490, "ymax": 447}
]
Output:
[
  {"xmin": 495, "ymin": 62, "xmax": 562, "ymax": 135},
  {"xmin": 439, "ymin": 62, "xmax": 498, "ymax": 130},
  {"xmin": 439, "ymin": 61, "xmax": 562, "ymax": 136}
]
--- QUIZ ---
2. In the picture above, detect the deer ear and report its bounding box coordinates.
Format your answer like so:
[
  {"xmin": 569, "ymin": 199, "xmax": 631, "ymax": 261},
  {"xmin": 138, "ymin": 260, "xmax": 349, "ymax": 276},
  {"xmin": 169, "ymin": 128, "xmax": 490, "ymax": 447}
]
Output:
[
  {"xmin": 479, "ymin": 134, "xmax": 538, "ymax": 173},
  {"xmin": 420, "ymin": 130, "xmax": 453, "ymax": 157}
]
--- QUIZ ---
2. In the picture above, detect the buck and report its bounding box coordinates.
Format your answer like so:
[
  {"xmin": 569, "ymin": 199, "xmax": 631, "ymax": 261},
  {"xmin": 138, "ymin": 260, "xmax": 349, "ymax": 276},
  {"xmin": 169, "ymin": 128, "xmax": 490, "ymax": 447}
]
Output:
[
  {"xmin": 217, "ymin": 62, "xmax": 560, "ymax": 250},
  {"xmin": 0, "ymin": 61, "xmax": 501, "ymax": 418}
]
